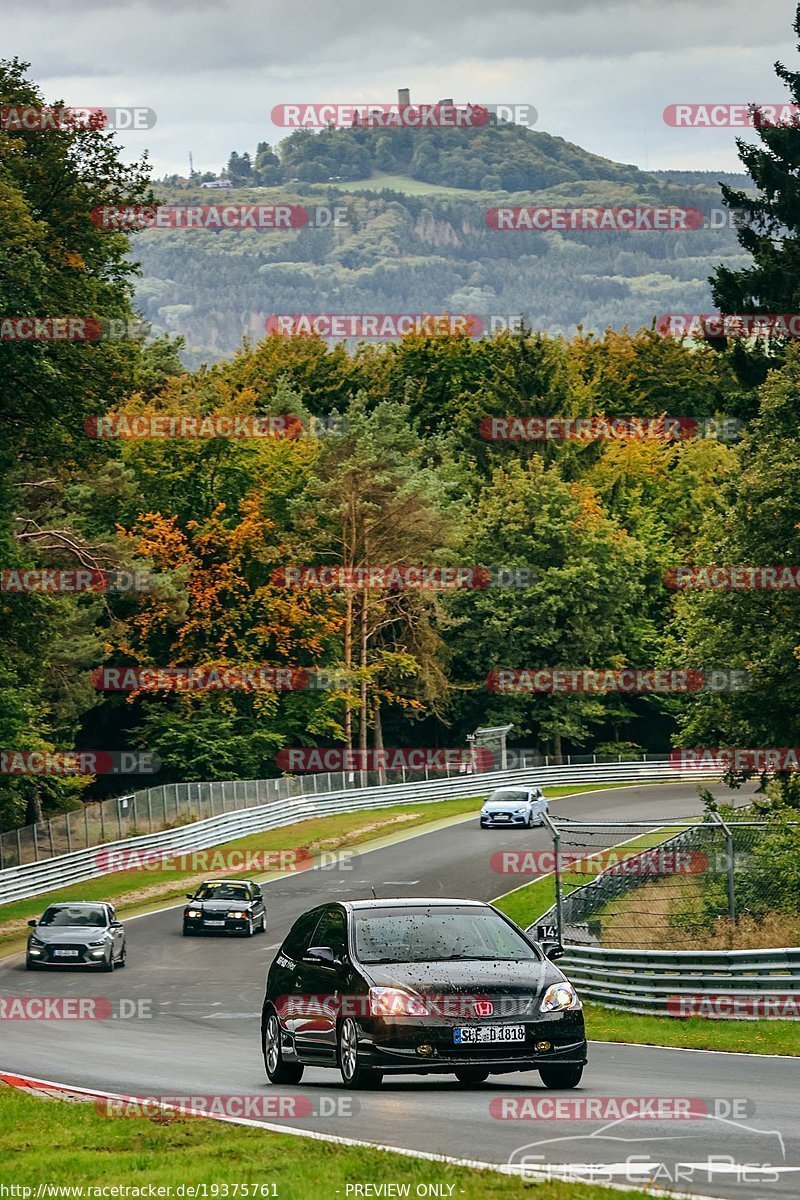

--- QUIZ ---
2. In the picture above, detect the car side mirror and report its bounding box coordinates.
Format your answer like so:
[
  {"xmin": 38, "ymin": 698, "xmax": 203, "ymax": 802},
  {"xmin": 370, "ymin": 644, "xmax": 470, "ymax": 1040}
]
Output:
[
  {"xmin": 111, "ymin": 921, "xmax": 123, "ymax": 928},
  {"xmin": 305, "ymin": 945, "xmax": 337, "ymax": 965},
  {"xmin": 186, "ymin": 894, "xmax": 195, "ymax": 900},
  {"xmin": 27, "ymin": 919, "xmax": 37, "ymax": 927},
  {"xmin": 542, "ymin": 941, "xmax": 565, "ymax": 960}
]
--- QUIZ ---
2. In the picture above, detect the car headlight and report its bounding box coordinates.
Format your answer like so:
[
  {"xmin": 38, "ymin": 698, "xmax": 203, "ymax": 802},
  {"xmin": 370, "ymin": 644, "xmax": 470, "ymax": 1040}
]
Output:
[
  {"xmin": 88, "ymin": 938, "xmax": 109, "ymax": 947},
  {"xmin": 515, "ymin": 806, "xmax": 529, "ymax": 813},
  {"xmin": 185, "ymin": 909, "xmax": 202, "ymax": 918},
  {"xmin": 368, "ymin": 987, "xmax": 429, "ymax": 1018},
  {"xmin": 539, "ymin": 981, "xmax": 582, "ymax": 1012},
  {"xmin": 228, "ymin": 911, "xmax": 247, "ymax": 919},
  {"xmin": 29, "ymin": 935, "xmax": 44, "ymax": 947}
]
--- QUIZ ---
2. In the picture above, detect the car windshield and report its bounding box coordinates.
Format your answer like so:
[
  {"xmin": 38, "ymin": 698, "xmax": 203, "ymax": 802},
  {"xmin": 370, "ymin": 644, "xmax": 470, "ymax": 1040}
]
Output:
[
  {"xmin": 488, "ymin": 790, "xmax": 529, "ymax": 803},
  {"xmin": 39, "ymin": 906, "xmax": 106, "ymax": 927},
  {"xmin": 354, "ymin": 907, "xmax": 538, "ymax": 964},
  {"xmin": 196, "ymin": 883, "xmax": 250, "ymax": 901}
]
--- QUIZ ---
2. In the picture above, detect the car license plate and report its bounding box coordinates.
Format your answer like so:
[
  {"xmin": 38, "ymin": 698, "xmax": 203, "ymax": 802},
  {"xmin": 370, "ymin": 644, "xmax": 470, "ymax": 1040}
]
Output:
[
  {"xmin": 454, "ymin": 1024, "xmax": 525, "ymax": 1044},
  {"xmin": 494, "ymin": 814, "xmax": 509, "ymax": 820},
  {"xmin": 53, "ymin": 949, "xmax": 79, "ymax": 957},
  {"xmin": 204, "ymin": 919, "xmax": 225, "ymax": 926}
]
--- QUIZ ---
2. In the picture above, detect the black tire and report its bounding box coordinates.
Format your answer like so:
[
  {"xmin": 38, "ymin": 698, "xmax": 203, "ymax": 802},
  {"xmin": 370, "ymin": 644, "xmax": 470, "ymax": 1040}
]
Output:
[
  {"xmin": 258, "ymin": 913, "xmax": 267, "ymax": 933},
  {"xmin": 454, "ymin": 1067, "xmax": 490, "ymax": 1086},
  {"xmin": 182, "ymin": 925, "xmax": 194, "ymax": 936},
  {"xmin": 100, "ymin": 950, "xmax": 114, "ymax": 972},
  {"xmin": 337, "ymin": 1017, "xmax": 383, "ymax": 1089},
  {"xmin": 263, "ymin": 1011, "xmax": 304, "ymax": 1084},
  {"xmin": 525, "ymin": 811, "xmax": 533, "ymax": 828},
  {"xmin": 538, "ymin": 1063, "xmax": 583, "ymax": 1089},
  {"xmin": 117, "ymin": 945, "xmax": 127, "ymax": 968},
  {"xmin": 25, "ymin": 956, "xmax": 40, "ymax": 971}
]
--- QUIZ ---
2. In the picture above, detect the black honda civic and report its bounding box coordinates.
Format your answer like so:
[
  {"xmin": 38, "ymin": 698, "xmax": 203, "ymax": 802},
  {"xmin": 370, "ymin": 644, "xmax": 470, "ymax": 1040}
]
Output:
[{"xmin": 261, "ymin": 897, "xmax": 586, "ymax": 1089}]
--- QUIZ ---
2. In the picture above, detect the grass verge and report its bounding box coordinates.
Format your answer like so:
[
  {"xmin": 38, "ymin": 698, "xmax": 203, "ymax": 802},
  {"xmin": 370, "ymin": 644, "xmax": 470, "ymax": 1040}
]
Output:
[
  {"xmin": 584, "ymin": 1001, "xmax": 800, "ymax": 1056},
  {"xmin": 0, "ymin": 784, "xmax": 624, "ymax": 955},
  {"xmin": 0, "ymin": 1082, "xmax": 656, "ymax": 1199}
]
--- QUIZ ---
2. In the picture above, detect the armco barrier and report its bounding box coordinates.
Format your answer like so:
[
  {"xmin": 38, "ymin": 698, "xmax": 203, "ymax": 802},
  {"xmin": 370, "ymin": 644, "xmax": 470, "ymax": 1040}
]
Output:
[
  {"xmin": 555, "ymin": 944, "xmax": 800, "ymax": 1017},
  {"xmin": 0, "ymin": 758, "xmax": 692, "ymax": 904}
]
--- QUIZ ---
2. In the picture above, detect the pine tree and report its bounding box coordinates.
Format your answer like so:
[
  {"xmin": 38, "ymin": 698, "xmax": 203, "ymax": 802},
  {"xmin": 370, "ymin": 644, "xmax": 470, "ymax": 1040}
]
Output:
[{"xmin": 710, "ymin": 3, "xmax": 800, "ymax": 316}]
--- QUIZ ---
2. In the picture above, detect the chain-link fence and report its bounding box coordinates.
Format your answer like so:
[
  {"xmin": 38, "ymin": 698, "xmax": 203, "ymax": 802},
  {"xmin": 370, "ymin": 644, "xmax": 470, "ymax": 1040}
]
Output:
[
  {"xmin": 0, "ymin": 750, "xmax": 672, "ymax": 868},
  {"xmin": 538, "ymin": 814, "xmax": 800, "ymax": 951}
]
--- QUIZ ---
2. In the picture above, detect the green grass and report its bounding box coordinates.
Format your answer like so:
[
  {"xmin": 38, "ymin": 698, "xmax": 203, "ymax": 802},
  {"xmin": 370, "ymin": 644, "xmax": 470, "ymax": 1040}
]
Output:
[
  {"xmin": 584, "ymin": 1001, "xmax": 800, "ymax": 1056},
  {"xmin": 0, "ymin": 1083, "xmax": 657, "ymax": 1198},
  {"xmin": 0, "ymin": 784, "xmax": 623, "ymax": 954}
]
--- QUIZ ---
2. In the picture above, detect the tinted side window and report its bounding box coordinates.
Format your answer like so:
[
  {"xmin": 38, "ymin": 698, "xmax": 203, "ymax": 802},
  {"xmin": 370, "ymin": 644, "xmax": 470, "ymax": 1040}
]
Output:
[
  {"xmin": 310, "ymin": 907, "xmax": 347, "ymax": 956},
  {"xmin": 282, "ymin": 909, "xmax": 321, "ymax": 958}
]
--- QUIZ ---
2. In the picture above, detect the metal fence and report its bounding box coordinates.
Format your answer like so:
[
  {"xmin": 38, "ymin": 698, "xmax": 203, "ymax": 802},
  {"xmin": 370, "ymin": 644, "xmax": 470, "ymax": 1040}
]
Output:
[
  {"xmin": 556, "ymin": 944, "xmax": 800, "ymax": 1017},
  {"xmin": 0, "ymin": 757, "xmax": 694, "ymax": 904},
  {"xmin": 0, "ymin": 751, "xmax": 674, "ymax": 869}
]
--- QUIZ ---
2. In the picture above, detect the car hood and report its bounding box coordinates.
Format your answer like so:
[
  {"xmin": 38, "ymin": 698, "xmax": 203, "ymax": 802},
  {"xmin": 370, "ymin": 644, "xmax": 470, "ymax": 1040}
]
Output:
[
  {"xmin": 191, "ymin": 899, "xmax": 250, "ymax": 912},
  {"xmin": 358, "ymin": 957, "xmax": 561, "ymax": 997},
  {"xmin": 32, "ymin": 925, "xmax": 108, "ymax": 943}
]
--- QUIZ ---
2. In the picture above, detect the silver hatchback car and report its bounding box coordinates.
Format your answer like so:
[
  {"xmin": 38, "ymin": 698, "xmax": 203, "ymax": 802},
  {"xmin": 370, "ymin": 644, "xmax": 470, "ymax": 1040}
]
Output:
[{"xmin": 480, "ymin": 787, "xmax": 548, "ymax": 828}]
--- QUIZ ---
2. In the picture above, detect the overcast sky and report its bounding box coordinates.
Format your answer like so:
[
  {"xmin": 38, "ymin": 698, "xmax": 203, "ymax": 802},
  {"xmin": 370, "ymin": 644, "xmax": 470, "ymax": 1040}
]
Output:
[{"xmin": 6, "ymin": 0, "xmax": 799, "ymax": 177}]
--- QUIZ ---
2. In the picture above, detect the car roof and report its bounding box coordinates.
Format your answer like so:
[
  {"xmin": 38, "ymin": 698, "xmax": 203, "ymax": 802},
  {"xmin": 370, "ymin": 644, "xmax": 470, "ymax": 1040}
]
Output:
[
  {"xmin": 44, "ymin": 901, "xmax": 108, "ymax": 907},
  {"xmin": 343, "ymin": 898, "xmax": 490, "ymax": 911},
  {"xmin": 198, "ymin": 878, "xmax": 256, "ymax": 885}
]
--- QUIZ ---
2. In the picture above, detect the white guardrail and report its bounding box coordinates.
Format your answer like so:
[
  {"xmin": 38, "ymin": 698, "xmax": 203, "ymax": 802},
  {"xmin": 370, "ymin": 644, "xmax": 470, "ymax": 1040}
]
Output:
[
  {"xmin": 0, "ymin": 759, "xmax": 691, "ymax": 905},
  {"xmin": 555, "ymin": 945, "xmax": 800, "ymax": 1018}
]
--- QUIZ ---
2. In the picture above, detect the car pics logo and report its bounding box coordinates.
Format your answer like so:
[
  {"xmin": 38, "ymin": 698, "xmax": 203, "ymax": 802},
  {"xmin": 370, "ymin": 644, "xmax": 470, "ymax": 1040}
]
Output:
[
  {"xmin": 94, "ymin": 847, "xmax": 356, "ymax": 874},
  {"xmin": 0, "ymin": 569, "xmax": 151, "ymax": 593},
  {"xmin": 91, "ymin": 667, "xmax": 334, "ymax": 692},
  {"xmin": 0, "ymin": 998, "xmax": 151, "ymax": 1019},
  {"xmin": 273, "ymin": 993, "xmax": 519, "ymax": 1019},
  {"xmin": 667, "ymin": 994, "xmax": 800, "ymax": 1018},
  {"xmin": 490, "ymin": 848, "xmax": 709, "ymax": 875},
  {"xmin": 487, "ymin": 669, "xmax": 751, "ymax": 693},
  {"xmin": 0, "ymin": 317, "xmax": 149, "ymax": 342},
  {"xmin": 486, "ymin": 207, "xmax": 704, "ymax": 232},
  {"xmin": 84, "ymin": 414, "xmax": 343, "ymax": 439},
  {"xmin": 671, "ymin": 748, "xmax": 800, "ymax": 772},
  {"xmin": 663, "ymin": 102, "xmax": 800, "ymax": 126},
  {"xmin": 1, "ymin": 106, "xmax": 156, "ymax": 130},
  {"xmin": 491, "ymin": 1097, "xmax": 754, "ymax": 1120},
  {"xmin": 95, "ymin": 1094, "xmax": 357, "ymax": 1119},
  {"xmin": 270, "ymin": 102, "xmax": 537, "ymax": 129},
  {"xmin": 657, "ymin": 314, "xmax": 800, "ymax": 339},
  {"xmin": 0, "ymin": 751, "xmax": 159, "ymax": 776},
  {"xmin": 479, "ymin": 417, "xmax": 743, "ymax": 442},
  {"xmin": 266, "ymin": 314, "xmax": 480, "ymax": 339},
  {"xmin": 271, "ymin": 565, "xmax": 536, "ymax": 590},
  {"xmin": 90, "ymin": 205, "xmax": 308, "ymax": 231},
  {"xmin": 665, "ymin": 566, "xmax": 800, "ymax": 590},
  {"xmin": 276, "ymin": 747, "xmax": 494, "ymax": 773}
]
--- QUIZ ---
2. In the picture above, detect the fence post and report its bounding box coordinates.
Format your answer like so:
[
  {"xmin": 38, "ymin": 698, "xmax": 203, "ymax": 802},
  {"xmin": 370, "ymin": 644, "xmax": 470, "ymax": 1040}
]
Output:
[
  {"xmin": 17, "ymin": 827, "xmax": 22, "ymax": 865},
  {"xmin": 710, "ymin": 811, "xmax": 737, "ymax": 936},
  {"xmin": 84, "ymin": 805, "xmax": 89, "ymax": 848},
  {"xmin": 48, "ymin": 820, "xmax": 55, "ymax": 857},
  {"xmin": 542, "ymin": 813, "xmax": 563, "ymax": 945},
  {"xmin": 147, "ymin": 790, "xmax": 153, "ymax": 832},
  {"xmin": 66, "ymin": 814, "xmax": 72, "ymax": 854},
  {"xmin": 32, "ymin": 823, "xmax": 39, "ymax": 861}
]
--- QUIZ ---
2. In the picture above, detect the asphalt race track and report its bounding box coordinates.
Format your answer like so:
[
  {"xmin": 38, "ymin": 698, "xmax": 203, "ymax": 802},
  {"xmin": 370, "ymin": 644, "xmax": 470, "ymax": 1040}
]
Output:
[{"xmin": 2, "ymin": 781, "xmax": 798, "ymax": 1200}]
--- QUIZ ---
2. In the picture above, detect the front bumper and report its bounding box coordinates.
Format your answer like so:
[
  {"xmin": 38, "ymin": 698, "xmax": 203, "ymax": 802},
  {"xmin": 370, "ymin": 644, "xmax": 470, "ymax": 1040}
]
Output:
[
  {"xmin": 480, "ymin": 811, "xmax": 531, "ymax": 826},
  {"xmin": 183, "ymin": 914, "xmax": 251, "ymax": 934},
  {"xmin": 322, "ymin": 1011, "xmax": 586, "ymax": 1074},
  {"xmin": 28, "ymin": 943, "xmax": 110, "ymax": 966}
]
